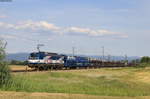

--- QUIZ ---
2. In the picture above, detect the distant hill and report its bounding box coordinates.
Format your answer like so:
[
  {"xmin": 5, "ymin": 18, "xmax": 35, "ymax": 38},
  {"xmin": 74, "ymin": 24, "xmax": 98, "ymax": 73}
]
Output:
[
  {"xmin": 6, "ymin": 52, "xmax": 140, "ymax": 62},
  {"xmin": 6, "ymin": 53, "xmax": 29, "ymax": 61}
]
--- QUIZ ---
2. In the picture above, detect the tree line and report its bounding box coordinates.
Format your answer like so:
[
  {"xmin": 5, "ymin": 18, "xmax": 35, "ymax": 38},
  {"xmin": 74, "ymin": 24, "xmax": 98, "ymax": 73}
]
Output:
[
  {"xmin": 9, "ymin": 60, "xmax": 28, "ymax": 65},
  {"xmin": 140, "ymin": 56, "xmax": 150, "ymax": 63}
]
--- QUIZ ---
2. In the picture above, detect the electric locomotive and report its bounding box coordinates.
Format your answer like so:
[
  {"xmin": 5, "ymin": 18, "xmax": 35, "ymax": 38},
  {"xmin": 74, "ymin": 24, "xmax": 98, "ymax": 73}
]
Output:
[
  {"xmin": 28, "ymin": 51, "xmax": 128, "ymax": 70},
  {"xmin": 28, "ymin": 51, "xmax": 90, "ymax": 70}
]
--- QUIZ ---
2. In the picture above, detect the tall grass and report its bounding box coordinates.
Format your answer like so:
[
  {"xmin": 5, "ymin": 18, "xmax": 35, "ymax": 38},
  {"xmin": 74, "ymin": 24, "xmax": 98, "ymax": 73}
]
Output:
[{"xmin": 1, "ymin": 68, "xmax": 150, "ymax": 96}]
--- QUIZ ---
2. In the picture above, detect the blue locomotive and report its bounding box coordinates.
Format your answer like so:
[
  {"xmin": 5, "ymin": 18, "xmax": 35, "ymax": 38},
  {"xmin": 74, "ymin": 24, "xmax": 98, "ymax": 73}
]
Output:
[{"xmin": 28, "ymin": 52, "xmax": 90, "ymax": 70}]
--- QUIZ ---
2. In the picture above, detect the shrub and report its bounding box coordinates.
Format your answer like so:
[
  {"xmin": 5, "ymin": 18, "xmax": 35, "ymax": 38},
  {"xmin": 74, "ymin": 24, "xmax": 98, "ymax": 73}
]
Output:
[
  {"xmin": 0, "ymin": 40, "xmax": 11, "ymax": 86},
  {"xmin": 0, "ymin": 62, "xmax": 11, "ymax": 85}
]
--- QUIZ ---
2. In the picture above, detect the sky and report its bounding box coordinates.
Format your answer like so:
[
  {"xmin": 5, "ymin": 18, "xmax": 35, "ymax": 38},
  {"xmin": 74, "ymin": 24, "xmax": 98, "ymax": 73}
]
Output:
[{"xmin": 0, "ymin": 0, "xmax": 149, "ymax": 56}]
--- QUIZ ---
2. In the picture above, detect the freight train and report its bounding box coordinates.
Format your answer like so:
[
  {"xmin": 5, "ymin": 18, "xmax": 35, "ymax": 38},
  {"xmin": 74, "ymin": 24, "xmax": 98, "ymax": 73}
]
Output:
[{"xmin": 28, "ymin": 52, "xmax": 128, "ymax": 70}]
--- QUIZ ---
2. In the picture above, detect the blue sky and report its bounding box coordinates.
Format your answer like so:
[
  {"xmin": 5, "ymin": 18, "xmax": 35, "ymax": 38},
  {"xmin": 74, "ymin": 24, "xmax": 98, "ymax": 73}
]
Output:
[{"xmin": 0, "ymin": 0, "xmax": 149, "ymax": 56}]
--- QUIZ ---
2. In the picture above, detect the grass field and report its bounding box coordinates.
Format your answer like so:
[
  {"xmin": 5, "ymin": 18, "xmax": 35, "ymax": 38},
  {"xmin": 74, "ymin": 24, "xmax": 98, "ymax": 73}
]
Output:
[{"xmin": 1, "ymin": 65, "xmax": 150, "ymax": 98}]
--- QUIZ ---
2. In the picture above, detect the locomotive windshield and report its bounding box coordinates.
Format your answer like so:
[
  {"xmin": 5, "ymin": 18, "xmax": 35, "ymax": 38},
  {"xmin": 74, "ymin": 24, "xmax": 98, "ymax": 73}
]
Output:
[
  {"xmin": 29, "ymin": 52, "xmax": 46, "ymax": 59},
  {"xmin": 50, "ymin": 56, "xmax": 63, "ymax": 60}
]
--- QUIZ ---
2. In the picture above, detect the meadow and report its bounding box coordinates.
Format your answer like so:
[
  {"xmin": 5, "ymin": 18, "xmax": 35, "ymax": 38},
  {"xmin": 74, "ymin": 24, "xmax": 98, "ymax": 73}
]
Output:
[{"xmin": 1, "ymin": 65, "xmax": 150, "ymax": 99}]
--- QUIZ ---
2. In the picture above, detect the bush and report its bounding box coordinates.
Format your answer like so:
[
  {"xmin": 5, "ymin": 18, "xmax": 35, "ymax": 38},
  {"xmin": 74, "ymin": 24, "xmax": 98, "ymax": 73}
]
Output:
[
  {"xmin": 0, "ymin": 40, "xmax": 11, "ymax": 86},
  {"xmin": 0, "ymin": 62, "xmax": 11, "ymax": 85}
]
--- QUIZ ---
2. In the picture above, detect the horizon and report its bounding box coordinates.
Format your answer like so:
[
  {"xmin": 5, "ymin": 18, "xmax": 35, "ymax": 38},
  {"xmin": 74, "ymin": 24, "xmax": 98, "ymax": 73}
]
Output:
[
  {"xmin": 0, "ymin": 0, "xmax": 149, "ymax": 56},
  {"xmin": 6, "ymin": 52, "xmax": 141, "ymax": 58}
]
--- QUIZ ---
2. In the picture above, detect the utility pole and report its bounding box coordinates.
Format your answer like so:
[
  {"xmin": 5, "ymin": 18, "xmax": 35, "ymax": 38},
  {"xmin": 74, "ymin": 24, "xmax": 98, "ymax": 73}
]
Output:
[
  {"xmin": 102, "ymin": 46, "xmax": 104, "ymax": 61},
  {"xmin": 4, "ymin": 41, "xmax": 7, "ymax": 49},
  {"xmin": 72, "ymin": 47, "xmax": 75, "ymax": 56},
  {"xmin": 125, "ymin": 54, "xmax": 128, "ymax": 62},
  {"xmin": 124, "ymin": 54, "xmax": 128, "ymax": 66},
  {"xmin": 37, "ymin": 44, "xmax": 44, "ymax": 52},
  {"xmin": 108, "ymin": 54, "xmax": 111, "ymax": 62}
]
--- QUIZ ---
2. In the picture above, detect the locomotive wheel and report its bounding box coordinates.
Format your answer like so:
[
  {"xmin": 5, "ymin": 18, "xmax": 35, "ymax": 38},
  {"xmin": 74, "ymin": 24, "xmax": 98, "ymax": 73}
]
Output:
[
  {"xmin": 38, "ymin": 66, "xmax": 43, "ymax": 71},
  {"xmin": 43, "ymin": 66, "xmax": 48, "ymax": 70},
  {"xmin": 67, "ymin": 67, "xmax": 70, "ymax": 70},
  {"xmin": 50, "ymin": 67, "xmax": 53, "ymax": 70},
  {"xmin": 86, "ymin": 67, "xmax": 89, "ymax": 69}
]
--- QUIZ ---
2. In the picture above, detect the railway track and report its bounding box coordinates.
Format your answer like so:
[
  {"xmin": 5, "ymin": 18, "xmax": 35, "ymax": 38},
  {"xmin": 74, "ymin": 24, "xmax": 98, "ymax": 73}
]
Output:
[{"xmin": 11, "ymin": 65, "xmax": 134, "ymax": 73}]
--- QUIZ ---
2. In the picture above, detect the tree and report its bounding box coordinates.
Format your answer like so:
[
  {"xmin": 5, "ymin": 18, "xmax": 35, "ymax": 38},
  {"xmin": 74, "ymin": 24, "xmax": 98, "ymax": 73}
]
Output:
[
  {"xmin": 10, "ymin": 60, "xmax": 28, "ymax": 65},
  {"xmin": 0, "ymin": 41, "xmax": 5, "ymax": 60},
  {"xmin": 0, "ymin": 40, "xmax": 11, "ymax": 85},
  {"xmin": 140, "ymin": 56, "xmax": 150, "ymax": 63}
]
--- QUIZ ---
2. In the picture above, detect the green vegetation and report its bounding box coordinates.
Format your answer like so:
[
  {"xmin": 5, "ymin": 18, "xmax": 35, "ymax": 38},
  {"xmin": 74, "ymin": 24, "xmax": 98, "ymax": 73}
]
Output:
[
  {"xmin": 133, "ymin": 56, "xmax": 150, "ymax": 68},
  {"xmin": 1, "ymin": 67, "xmax": 150, "ymax": 96},
  {"xmin": 9, "ymin": 60, "xmax": 28, "ymax": 65},
  {"xmin": 0, "ymin": 62, "xmax": 11, "ymax": 85},
  {"xmin": 0, "ymin": 40, "xmax": 11, "ymax": 86},
  {"xmin": 140, "ymin": 56, "xmax": 150, "ymax": 63}
]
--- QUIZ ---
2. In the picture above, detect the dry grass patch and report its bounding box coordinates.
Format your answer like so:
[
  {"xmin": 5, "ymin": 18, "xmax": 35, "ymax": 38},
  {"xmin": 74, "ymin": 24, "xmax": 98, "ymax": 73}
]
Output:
[
  {"xmin": 0, "ymin": 91, "xmax": 150, "ymax": 99},
  {"xmin": 133, "ymin": 72, "xmax": 150, "ymax": 84},
  {"xmin": 10, "ymin": 65, "xmax": 33, "ymax": 71}
]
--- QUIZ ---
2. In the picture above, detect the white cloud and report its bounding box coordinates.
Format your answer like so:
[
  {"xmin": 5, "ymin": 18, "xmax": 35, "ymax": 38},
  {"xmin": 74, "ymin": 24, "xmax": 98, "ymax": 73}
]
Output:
[
  {"xmin": 66, "ymin": 27, "xmax": 125, "ymax": 38},
  {"xmin": 0, "ymin": 22, "xmax": 15, "ymax": 29},
  {"xmin": 0, "ymin": 21, "xmax": 60, "ymax": 33},
  {"xmin": 0, "ymin": 15, "xmax": 7, "ymax": 18},
  {"xmin": 0, "ymin": 20, "xmax": 128, "ymax": 39},
  {"xmin": 68, "ymin": 27, "xmax": 91, "ymax": 33},
  {"xmin": 15, "ymin": 21, "xmax": 60, "ymax": 31}
]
